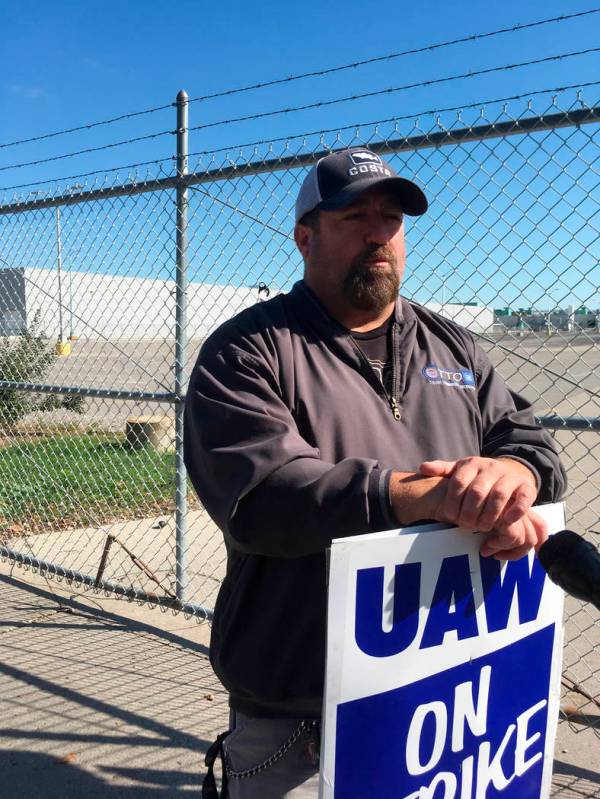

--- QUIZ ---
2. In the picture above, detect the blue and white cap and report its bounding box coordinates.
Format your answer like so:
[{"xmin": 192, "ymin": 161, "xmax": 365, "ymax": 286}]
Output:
[{"xmin": 295, "ymin": 147, "xmax": 428, "ymax": 222}]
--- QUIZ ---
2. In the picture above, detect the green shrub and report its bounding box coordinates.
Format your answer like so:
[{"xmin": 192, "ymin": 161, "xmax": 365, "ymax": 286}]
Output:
[{"xmin": 0, "ymin": 311, "xmax": 84, "ymax": 430}]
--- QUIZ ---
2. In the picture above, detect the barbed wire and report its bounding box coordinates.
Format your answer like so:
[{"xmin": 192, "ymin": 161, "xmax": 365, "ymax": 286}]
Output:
[
  {"xmin": 0, "ymin": 9, "xmax": 596, "ymax": 154},
  {"xmin": 0, "ymin": 158, "xmax": 175, "ymax": 195},
  {"xmin": 187, "ymin": 9, "xmax": 600, "ymax": 105},
  {"xmin": 186, "ymin": 80, "xmax": 600, "ymax": 161},
  {"xmin": 0, "ymin": 102, "xmax": 174, "ymax": 152},
  {"xmin": 0, "ymin": 129, "xmax": 174, "ymax": 174},
  {"xmin": 18, "ymin": 48, "xmax": 593, "ymax": 174},
  {"xmin": 8, "ymin": 46, "xmax": 594, "ymax": 178},
  {"xmin": 0, "ymin": 81, "xmax": 598, "ymax": 196},
  {"xmin": 188, "ymin": 47, "xmax": 600, "ymax": 133}
]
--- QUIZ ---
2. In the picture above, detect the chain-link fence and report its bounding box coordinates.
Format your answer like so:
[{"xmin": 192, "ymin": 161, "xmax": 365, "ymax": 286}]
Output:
[{"xmin": 0, "ymin": 90, "xmax": 598, "ymax": 732}]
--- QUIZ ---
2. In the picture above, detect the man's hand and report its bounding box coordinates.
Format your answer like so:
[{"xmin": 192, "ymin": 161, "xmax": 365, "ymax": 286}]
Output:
[
  {"xmin": 419, "ymin": 456, "xmax": 538, "ymax": 532},
  {"xmin": 389, "ymin": 459, "xmax": 543, "ymax": 562},
  {"xmin": 480, "ymin": 509, "xmax": 548, "ymax": 561}
]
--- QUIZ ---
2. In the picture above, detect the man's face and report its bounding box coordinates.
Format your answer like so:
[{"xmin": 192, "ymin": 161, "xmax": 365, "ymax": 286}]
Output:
[{"xmin": 295, "ymin": 185, "xmax": 407, "ymax": 314}]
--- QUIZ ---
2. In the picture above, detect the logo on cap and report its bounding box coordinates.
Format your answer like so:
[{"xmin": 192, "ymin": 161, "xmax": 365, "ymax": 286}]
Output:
[{"xmin": 349, "ymin": 151, "xmax": 383, "ymax": 166}]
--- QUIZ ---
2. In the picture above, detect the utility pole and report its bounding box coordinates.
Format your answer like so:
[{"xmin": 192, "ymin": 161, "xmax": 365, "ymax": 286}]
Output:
[
  {"xmin": 55, "ymin": 183, "xmax": 83, "ymax": 355},
  {"xmin": 55, "ymin": 207, "xmax": 65, "ymax": 346}
]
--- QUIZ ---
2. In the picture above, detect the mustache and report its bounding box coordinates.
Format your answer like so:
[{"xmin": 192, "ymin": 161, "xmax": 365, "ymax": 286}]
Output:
[{"xmin": 351, "ymin": 245, "xmax": 397, "ymax": 270}]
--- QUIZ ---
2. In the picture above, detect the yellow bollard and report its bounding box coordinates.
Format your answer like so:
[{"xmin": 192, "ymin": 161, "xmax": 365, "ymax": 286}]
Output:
[{"xmin": 55, "ymin": 340, "xmax": 72, "ymax": 357}]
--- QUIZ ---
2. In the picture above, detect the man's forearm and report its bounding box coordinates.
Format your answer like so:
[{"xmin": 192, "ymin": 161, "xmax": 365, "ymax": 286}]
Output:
[{"xmin": 389, "ymin": 472, "xmax": 448, "ymax": 525}]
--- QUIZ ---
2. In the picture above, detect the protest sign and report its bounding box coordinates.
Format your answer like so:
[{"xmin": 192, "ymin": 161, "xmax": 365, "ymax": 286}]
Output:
[{"xmin": 320, "ymin": 503, "xmax": 565, "ymax": 799}]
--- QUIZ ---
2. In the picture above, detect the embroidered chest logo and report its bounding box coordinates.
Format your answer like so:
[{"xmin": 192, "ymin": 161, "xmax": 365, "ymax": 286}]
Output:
[{"xmin": 422, "ymin": 363, "xmax": 476, "ymax": 390}]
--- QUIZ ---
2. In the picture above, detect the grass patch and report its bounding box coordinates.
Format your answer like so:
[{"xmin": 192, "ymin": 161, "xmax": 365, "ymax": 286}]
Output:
[{"xmin": 0, "ymin": 433, "xmax": 188, "ymax": 532}]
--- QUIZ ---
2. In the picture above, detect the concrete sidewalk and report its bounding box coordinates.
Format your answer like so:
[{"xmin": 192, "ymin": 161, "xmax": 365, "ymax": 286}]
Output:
[
  {"xmin": 0, "ymin": 563, "xmax": 597, "ymax": 798},
  {"xmin": 0, "ymin": 564, "xmax": 223, "ymax": 797}
]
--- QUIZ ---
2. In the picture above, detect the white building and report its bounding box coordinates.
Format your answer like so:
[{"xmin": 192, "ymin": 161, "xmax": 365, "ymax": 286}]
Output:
[
  {"xmin": 423, "ymin": 302, "xmax": 494, "ymax": 333},
  {"xmin": 0, "ymin": 267, "xmax": 494, "ymax": 340},
  {"xmin": 0, "ymin": 267, "xmax": 261, "ymax": 340}
]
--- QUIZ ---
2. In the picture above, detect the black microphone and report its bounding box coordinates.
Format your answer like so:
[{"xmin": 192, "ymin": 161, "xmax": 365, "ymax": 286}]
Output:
[{"xmin": 537, "ymin": 530, "xmax": 600, "ymax": 611}]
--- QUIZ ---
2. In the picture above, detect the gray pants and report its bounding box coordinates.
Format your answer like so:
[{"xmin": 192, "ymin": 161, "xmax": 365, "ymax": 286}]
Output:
[{"xmin": 222, "ymin": 711, "xmax": 320, "ymax": 798}]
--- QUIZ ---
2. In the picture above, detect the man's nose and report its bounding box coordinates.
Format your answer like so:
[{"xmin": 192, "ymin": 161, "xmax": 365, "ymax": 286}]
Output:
[{"xmin": 364, "ymin": 216, "xmax": 393, "ymax": 245}]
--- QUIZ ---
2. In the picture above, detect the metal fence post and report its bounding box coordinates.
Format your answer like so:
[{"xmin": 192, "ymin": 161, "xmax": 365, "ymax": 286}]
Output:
[{"xmin": 175, "ymin": 89, "xmax": 189, "ymax": 602}]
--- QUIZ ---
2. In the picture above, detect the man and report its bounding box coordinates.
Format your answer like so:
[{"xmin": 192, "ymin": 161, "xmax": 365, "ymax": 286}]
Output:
[{"xmin": 184, "ymin": 148, "xmax": 565, "ymax": 798}]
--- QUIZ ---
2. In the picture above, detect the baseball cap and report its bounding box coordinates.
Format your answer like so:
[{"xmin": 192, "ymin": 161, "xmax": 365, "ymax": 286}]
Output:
[{"xmin": 295, "ymin": 147, "xmax": 428, "ymax": 222}]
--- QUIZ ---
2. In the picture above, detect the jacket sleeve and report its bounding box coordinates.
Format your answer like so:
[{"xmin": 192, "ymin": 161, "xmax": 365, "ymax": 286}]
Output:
[
  {"xmin": 475, "ymin": 347, "xmax": 567, "ymax": 502},
  {"xmin": 183, "ymin": 337, "xmax": 387, "ymax": 558}
]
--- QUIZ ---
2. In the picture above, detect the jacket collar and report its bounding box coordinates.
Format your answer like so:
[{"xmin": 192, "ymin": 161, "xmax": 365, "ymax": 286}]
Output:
[{"xmin": 289, "ymin": 279, "xmax": 416, "ymax": 336}]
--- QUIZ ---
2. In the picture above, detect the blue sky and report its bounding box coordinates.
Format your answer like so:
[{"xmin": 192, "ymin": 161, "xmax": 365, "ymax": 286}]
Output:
[{"xmin": 0, "ymin": 0, "xmax": 598, "ymax": 309}]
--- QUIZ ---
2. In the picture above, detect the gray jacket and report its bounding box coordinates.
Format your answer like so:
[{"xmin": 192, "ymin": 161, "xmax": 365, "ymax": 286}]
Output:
[{"xmin": 184, "ymin": 280, "xmax": 565, "ymax": 718}]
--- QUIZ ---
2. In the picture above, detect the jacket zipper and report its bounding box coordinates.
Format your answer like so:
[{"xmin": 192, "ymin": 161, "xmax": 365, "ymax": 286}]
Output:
[
  {"xmin": 349, "ymin": 336, "xmax": 401, "ymax": 422},
  {"xmin": 390, "ymin": 321, "xmax": 402, "ymax": 420}
]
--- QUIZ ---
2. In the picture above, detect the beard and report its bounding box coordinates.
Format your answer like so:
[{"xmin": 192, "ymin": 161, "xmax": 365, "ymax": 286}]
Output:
[{"xmin": 342, "ymin": 244, "xmax": 401, "ymax": 311}]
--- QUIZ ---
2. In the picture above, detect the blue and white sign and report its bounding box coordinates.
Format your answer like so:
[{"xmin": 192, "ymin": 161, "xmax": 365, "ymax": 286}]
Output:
[{"xmin": 320, "ymin": 503, "xmax": 565, "ymax": 799}]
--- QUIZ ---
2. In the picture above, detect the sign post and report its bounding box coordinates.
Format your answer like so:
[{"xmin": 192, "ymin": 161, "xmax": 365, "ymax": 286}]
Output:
[{"xmin": 320, "ymin": 503, "xmax": 565, "ymax": 799}]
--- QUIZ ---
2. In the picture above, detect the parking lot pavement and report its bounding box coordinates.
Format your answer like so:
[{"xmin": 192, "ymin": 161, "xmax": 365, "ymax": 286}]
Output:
[
  {"xmin": 35, "ymin": 332, "xmax": 599, "ymax": 432},
  {"xmin": 0, "ymin": 563, "xmax": 597, "ymax": 798}
]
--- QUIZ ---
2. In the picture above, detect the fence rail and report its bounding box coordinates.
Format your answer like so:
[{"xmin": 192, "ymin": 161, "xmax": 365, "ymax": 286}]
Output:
[
  {"xmin": 0, "ymin": 88, "xmax": 598, "ymax": 734},
  {"xmin": 2, "ymin": 106, "xmax": 599, "ymax": 216}
]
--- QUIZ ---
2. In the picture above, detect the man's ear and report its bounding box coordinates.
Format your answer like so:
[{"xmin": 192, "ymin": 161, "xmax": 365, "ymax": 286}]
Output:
[{"xmin": 294, "ymin": 222, "xmax": 312, "ymax": 259}]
